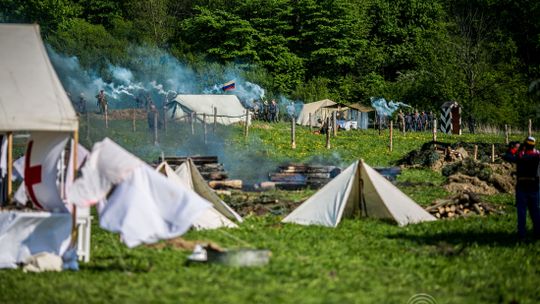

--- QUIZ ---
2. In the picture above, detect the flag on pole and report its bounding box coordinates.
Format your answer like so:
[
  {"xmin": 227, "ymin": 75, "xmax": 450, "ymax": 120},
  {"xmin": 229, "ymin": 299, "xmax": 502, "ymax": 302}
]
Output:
[{"xmin": 221, "ymin": 80, "xmax": 235, "ymax": 91}]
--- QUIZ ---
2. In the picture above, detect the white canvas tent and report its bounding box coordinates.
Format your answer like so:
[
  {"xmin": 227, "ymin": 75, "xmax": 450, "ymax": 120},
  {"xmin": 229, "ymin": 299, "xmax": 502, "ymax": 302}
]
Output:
[
  {"xmin": 282, "ymin": 160, "xmax": 436, "ymax": 227},
  {"xmin": 296, "ymin": 99, "xmax": 336, "ymax": 126},
  {"xmin": 0, "ymin": 24, "xmax": 86, "ymax": 268},
  {"xmin": 156, "ymin": 161, "xmax": 242, "ymax": 230},
  {"xmin": 168, "ymin": 94, "xmax": 248, "ymax": 125}
]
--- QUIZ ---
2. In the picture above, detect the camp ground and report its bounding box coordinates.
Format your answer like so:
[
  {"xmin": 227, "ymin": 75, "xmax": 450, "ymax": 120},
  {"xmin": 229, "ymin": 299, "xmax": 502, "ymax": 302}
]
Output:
[{"xmin": 1, "ymin": 19, "xmax": 539, "ymax": 304}]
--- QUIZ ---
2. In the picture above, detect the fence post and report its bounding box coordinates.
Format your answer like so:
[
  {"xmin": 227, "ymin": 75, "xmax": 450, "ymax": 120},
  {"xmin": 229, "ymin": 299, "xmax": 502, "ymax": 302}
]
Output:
[
  {"xmin": 504, "ymin": 124, "xmax": 509, "ymax": 144},
  {"xmin": 309, "ymin": 113, "xmax": 312, "ymax": 130},
  {"xmin": 191, "ymin": 112, "xmax": 195, "ymax": 135},
  {"xmin": 163, "ymin": 104, "xmax": 167, "ymax": 135},
  {"xmin": 291, "ymin": 115, "xmax": 296, "ymax": 149},
  {"xmin": 203, "ymin": 113, "xmax": 207, "ymax": 144},
  {"xmin": 491, "ymin": 144, "xmax": 495, "ymax": 163},
  {"xmin": 326, "ymin": 117, "xmax": 331, "ymax": 149},
  {"xmin": 389, "ymin": 120, "xmax": 393, "ymax": 152},
  {"xmin": 132, "ymin": 108, "xmax": 136, "ymax": 132},
  {"xmin": 154, "ymin": 112, "xmax": 158, "ymax": 146},
  {"xmin": 104, "ymin": 107, "xmax": 109, "ymax": 129},
  {"xmin": 86, "ymin": 112, "xmax": 90, "ymax": 140},
  {"xmin": 474, "ymin": 145, "xmax": 478, "ymax": 161},
  {"xmin": 432, "ymin": 118, "xmax": 437, "ymax": 144},
  {"xmin": 244, "ymin": 110, "xmax": 249, "ymax": 139},
  {"xmin": 528, "ymin": 119, "xmax": 532, "ymax": 137},
  {"xmin": 332, "ymin": 111, "xmax": 337, "ymax": 137},
  {"xmin": 213, "ymin": 107, "xmax": 217, "ymax": 134}
]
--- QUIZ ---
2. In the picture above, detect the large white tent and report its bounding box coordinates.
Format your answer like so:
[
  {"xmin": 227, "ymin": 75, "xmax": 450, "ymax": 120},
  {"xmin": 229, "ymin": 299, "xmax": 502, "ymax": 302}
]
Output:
[
  {"xmin": 282, "ymin": 160, "xmax": 436, "ymax": 227},
  {"xmin": 295, "ymin": 99, "xmax": 336, "ymax": 127},
  {"xmin": 156, "ymin": 160, "xmax": 242, "ymax": 230},
  {"xmin": 0, "ymin": 24, "xmax": 81, "ymax": 268},
  {"xmin": 168, "ymin": 95, "xmax": 248, "ymax": 125},
  {"xmin": 0, "ymin": 24, "xmax": 78, "ymax": 132}
]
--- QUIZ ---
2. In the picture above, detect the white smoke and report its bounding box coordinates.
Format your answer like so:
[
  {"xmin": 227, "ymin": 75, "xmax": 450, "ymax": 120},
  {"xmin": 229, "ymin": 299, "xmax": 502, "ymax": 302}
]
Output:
[{"xmin": 370, "ymin": 97, "xmax": 411, "ymax": 117}]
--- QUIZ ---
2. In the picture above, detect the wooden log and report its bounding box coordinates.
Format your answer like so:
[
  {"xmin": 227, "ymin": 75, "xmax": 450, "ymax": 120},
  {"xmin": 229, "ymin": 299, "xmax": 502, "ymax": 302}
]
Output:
[
  {"xmin": 504, "ymin": 124, "xmax": 509, "ymax": 144},
  {"xmin": 425, "ymin": 199, "xmax": 453, "ymax": 211},
  {"xmin": 472, "ymin": 203, "xmax": 483, "ymax": 214},
  {"xmin": 208, "ymin": 180, "xmax": 243, "ymax": 189},
  {"xmin": 201, "ymin": 172, "xmax": 229, "ymax": 180},
  {"xmin": 473, "ymin": 145, "xmax": 478, "ymax": 161}
]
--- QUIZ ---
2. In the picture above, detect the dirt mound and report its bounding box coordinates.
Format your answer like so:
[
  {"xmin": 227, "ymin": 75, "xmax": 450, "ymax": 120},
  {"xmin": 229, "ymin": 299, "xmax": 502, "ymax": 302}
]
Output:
[
  {"xmin": 223, "ymin": 190, "xmax": 305, "ymax": 217},
  {"xmin": 444, "ymin": 173, "xmax": 498, "ymax": 195},
  {"xmin": 442, "ymin": 159, "xmax": 515, "ymax": 194}
]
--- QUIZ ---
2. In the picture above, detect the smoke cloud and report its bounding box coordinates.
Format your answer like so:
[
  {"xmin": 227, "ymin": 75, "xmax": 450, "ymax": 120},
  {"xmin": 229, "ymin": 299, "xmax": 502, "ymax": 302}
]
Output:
[{"xmin": 370, "ymin": 97, "xmax": 411, "ymax": 117}]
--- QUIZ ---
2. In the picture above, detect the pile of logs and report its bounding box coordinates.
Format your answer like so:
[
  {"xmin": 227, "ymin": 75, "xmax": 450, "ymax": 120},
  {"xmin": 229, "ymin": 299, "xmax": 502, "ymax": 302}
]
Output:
[
  {"xmin": 268, "ymin": 164, "xmax": 341, "ymax": 189},
  {"xmin": 425, "ymin": 192, "xmax": 505, "ymax": 219},
  {"xmin": 158, "ymin": 156, "xmax": 241, "ymax": 189}
]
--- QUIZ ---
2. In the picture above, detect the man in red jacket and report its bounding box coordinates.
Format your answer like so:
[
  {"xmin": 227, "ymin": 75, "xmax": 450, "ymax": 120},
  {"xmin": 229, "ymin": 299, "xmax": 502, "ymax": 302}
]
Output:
[{"xmin": 504, "ymin": 136, "xmax": 540, "ymax": 239}]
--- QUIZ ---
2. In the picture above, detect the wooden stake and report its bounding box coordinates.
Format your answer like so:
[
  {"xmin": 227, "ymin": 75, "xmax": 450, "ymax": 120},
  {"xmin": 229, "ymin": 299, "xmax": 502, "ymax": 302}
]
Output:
[
  {"xmin": 433, "ymin": 118, "xmax": 437, "ymax": 144},
  {"xmin": 191, "ymin": 112, "xmax": 195, "ymax": 135},
  {"xmin": 132, "ymin": 108, "xmax": 136, "ymax": 132},
  {"xmin": 504, "ymin": 124, "xmax": 509, "ymax": 144},
  {"xmin": 309, "ymin": 113, "xmax": 312, "ymax": 130},
  {"xmin": 163, "ymin": 104, "xmax": 167, "ymax": 135},
  {"xmin": 104, "ymin": 107, "xmax": 108, "ymax": 129},
  {"xmin": 70, "ymin": 130, "xmax": 79, "ymax": 247},
  {"xmin": 86, "ymin": 112, "xmax": 90, "ymax": 140},
  {"xmin": 291, "ymin": 115, "xmax": 296, "ymax": 149},
  {"xmin": 203, "ymin": 113, "xmax": 207, "ymax": 144},
  {"xmin": 474, "ymin": 145, "xmax": 478, "ymax": 160},
  {"xmin": 213, "ymin": 107, "xmax": 217, "ymax": 134},
  {"xmin": 326, "ymin": 117, "xmax": 331, "ymax": 149},
  {"xmin": 244, "ymin": 110, "xmax": 249, "ymax": 138},
  {"xmin": 528, "ymin": 119, "xmax": 532, "ymax": 137},
  {"xmin": 6, "ymin": 132, "xmax": 13, "ymax": 199},
  {"xmin": 154, "ymin": 112, "xmax": 158, "ymax": 146},
  {"xmin": 491, "ymin": 144, "xmax": 495, "ymax": 162},
  {"xmin": 389, "ymin": 120, "xmax": 393, "ymax": 152},
  {"xmin": 333, "ymin": 111, "xmax": 337, "ymax": 137}
]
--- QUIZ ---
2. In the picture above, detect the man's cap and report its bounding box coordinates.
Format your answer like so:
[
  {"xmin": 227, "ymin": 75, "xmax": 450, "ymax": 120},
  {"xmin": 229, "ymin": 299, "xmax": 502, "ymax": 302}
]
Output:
[{"xmin": 526, "ymin": 136, "xmax": 536, "ymax": 145}]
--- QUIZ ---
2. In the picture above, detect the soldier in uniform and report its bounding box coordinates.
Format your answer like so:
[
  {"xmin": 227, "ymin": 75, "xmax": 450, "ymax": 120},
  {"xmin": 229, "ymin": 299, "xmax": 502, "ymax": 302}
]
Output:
[{"xmin": 96, "ymin": 90, "xmax": 107, "ymax": 114}]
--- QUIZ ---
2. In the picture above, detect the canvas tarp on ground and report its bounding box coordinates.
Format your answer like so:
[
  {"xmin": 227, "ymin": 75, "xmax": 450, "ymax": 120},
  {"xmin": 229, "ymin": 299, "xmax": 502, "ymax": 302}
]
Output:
[
  {"xmin": 296, "ymin": 99, "xmax": 336, "ymax": 126},
  {"xmin": 282, "ymin": 160, "xmax": 436, "ymax": 227},
  {"xmin": 156, "ymin": 160, "xmax": 242, "ymax": 229},
  {"xmin": 0, "ymin": 24, "xmax": 77, "ymax": 132},
  {"xmin": 168, "ymin": 95, "xmax": 248, "ymax": 125}
]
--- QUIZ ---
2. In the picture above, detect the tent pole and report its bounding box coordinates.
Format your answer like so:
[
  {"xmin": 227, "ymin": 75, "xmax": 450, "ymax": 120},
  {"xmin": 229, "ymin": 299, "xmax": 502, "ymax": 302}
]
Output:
[{"xmin": 6, "ymin": 131, "xmax": 13, "ymax": 200}]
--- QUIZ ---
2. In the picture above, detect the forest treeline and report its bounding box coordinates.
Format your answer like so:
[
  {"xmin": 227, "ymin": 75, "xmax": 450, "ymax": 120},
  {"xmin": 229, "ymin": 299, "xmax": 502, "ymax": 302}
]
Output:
[{"xmin": 1, "ymin": 0, "xmax": 539, "ymax": 126}]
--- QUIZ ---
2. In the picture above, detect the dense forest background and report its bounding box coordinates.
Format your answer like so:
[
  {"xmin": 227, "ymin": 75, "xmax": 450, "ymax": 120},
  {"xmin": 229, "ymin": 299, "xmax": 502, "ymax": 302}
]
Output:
[{"xmin": 1, "ymin": 0, "xmax": 539, "ymax": 127}]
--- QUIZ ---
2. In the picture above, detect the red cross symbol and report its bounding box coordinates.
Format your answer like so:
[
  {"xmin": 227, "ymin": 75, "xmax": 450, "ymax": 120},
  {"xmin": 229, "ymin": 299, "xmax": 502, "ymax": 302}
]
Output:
[{"xmin": 24, "ymin": 140, "xmax": 44, "ymax": 210}]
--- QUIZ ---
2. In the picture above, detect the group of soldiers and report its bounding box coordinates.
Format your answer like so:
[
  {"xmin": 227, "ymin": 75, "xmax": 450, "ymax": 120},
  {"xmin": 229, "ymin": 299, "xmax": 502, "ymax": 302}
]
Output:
[
  {"xmin": 251, "ymin": 99, "xmax": 297, "ymax": 122},
  {"xmin": 396, "ymin": 110, "xmax": 434, "ymax": 132},
  {"xmin": 68, "ymin": 90, "xmax": 108, "ymax": 115}
]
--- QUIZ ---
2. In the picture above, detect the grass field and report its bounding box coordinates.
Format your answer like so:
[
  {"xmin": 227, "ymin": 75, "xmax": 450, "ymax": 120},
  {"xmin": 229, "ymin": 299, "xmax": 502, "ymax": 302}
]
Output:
[{"xmin": 2, "ymin": 116, "xmax": 539, "ymax": 304}]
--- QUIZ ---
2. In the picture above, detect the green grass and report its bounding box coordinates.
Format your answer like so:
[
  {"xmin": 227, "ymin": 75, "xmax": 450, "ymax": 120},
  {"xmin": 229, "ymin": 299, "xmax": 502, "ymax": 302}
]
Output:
[{"xmin": 2, "ymin": 117, "xmax": 539, "ymax": 303}]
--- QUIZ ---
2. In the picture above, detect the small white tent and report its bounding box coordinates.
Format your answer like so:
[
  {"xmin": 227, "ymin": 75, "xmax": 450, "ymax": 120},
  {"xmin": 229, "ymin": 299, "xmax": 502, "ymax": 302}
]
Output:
[
  {"xmin": 156, "ymin": 160, "xmax": 242, "ymax": 230},
  {"xmin": 168, "ymin": 95, "xmax": 248, "ymax": 125},
  {"xmin": 282, "ymin": 160, "xmax": 436, "ymax": 227},
  {"xmin": 296, "ymin": 99, "xmax": 336, "ymax": 126}
]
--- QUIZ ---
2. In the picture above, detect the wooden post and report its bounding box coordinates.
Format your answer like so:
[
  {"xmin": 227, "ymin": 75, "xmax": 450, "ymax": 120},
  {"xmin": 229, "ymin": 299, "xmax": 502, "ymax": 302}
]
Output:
[
  {"xmin": 154, "ymin": 112, "xmax": 158, "ymax": 146},
  {"xmin": 132, "ymin": 108, "xmax": 136, "ymax": 132},
  {"xmin": 104, "ymin": 108, "xmax": 109, "ymax": 129},
  {"xmin": 433, "ymin": 118, "xmax": 437, "ymax": 144},
  {"xmin": 86, "ymin": 112, "xmax": 90, "ymax": 140},
  {"xmin": 70, "ymin": 130, "xmax": 79, "ymax": 247},
  {"xmin": 491, "ymin": 144, "xmax": 495, "ymax": 163},
  {"xmin": 528, "ymin": 119, "xmax": 532, "ymax": 137},
  {"xmin": 473, "ymin": 145, "xmax": 478, "ymax": 161},
  {"xmin": 309, "ymin": 113, "xmax": 312, "ymax": 130},
  {"xmin": 203, "ymin": 113, "xmax": 207, "ymax": 144},
  {"xmin": 378, "ymin": 115, "xmax": 382, "ymax": 136},
  {"xmin": 213, "ymin": 107, "xmax": 217, "ymax": 134},
  {"xmin": 163, "ymin": 104, "xmax": 167, "ymax": 135},
  {"xmin": 191, "ymin": 112, "xmax": 195, "ymax": 135},
  {"xmin": 389, "ymin": 120, "xmax": 393, "ymax": 152},
  {"xmin": 326, "ymin": 117, "xmax": 331, "ymax": 149},
  {"xmin": 244, "ymin": 110, "xmax": 249, "ymax": 138},
  {"xmin": 291, "ymin": 116, "xmax": 296, "ymax": 149},
  {"xmin": 332, "ymin": 111, "xmax": 337, "ymax": 137},
  {"xmin": 6, "ymin": 132, "xmax": 13, "ymax": 199},
  {"xmin": 504, "ymin": 124, "xmax": 509, "ymax": 144}
]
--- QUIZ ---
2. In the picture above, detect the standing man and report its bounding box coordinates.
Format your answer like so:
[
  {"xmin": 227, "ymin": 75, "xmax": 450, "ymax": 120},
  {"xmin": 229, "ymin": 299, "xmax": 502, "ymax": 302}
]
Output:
[
  {"xmin": 96, "ymin": 90, "xmax": 107, "ymax": 114},
  {"xmin": 78, "ymin": 93, "xmax": 87, "ymax": 114},
  {"xmin": 504, "ymin": 136, "xmax": 540, "ymax": 239},
  {"xmin": 269, "ymin": 99, "xmax": 278, "ymax": 122}
]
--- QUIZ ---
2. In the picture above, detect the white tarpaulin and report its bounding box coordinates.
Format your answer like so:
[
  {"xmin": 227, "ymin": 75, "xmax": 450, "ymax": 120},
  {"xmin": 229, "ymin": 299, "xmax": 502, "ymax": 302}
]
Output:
[
  {"xmin": 156, "ymin": 161, "xmax": 241, "ymax": 230},
  {"xmin": 168, "ymin": 95, "xmax": 248, "ymax": 125},
  {"xmin": 296, "ymin": 99, "xmax": 336, "ymax": 126},
  {"xmin": 282, "ymin": 160, "xmax": 436, "ymax": 227},
  {"xmin": 0, "ymin": 211, "xmax": 71, "ymax": 269},
  {"xmin": 68, "ymin": 138, "xmax": 211, "ymax": 247},
  {"xmin": 24, "ymin": 132, "xmax": 70, "ymax": 213},
  {"xmin": 0, "ymin": 24, "xmax": 78, "ymax": 132}
]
